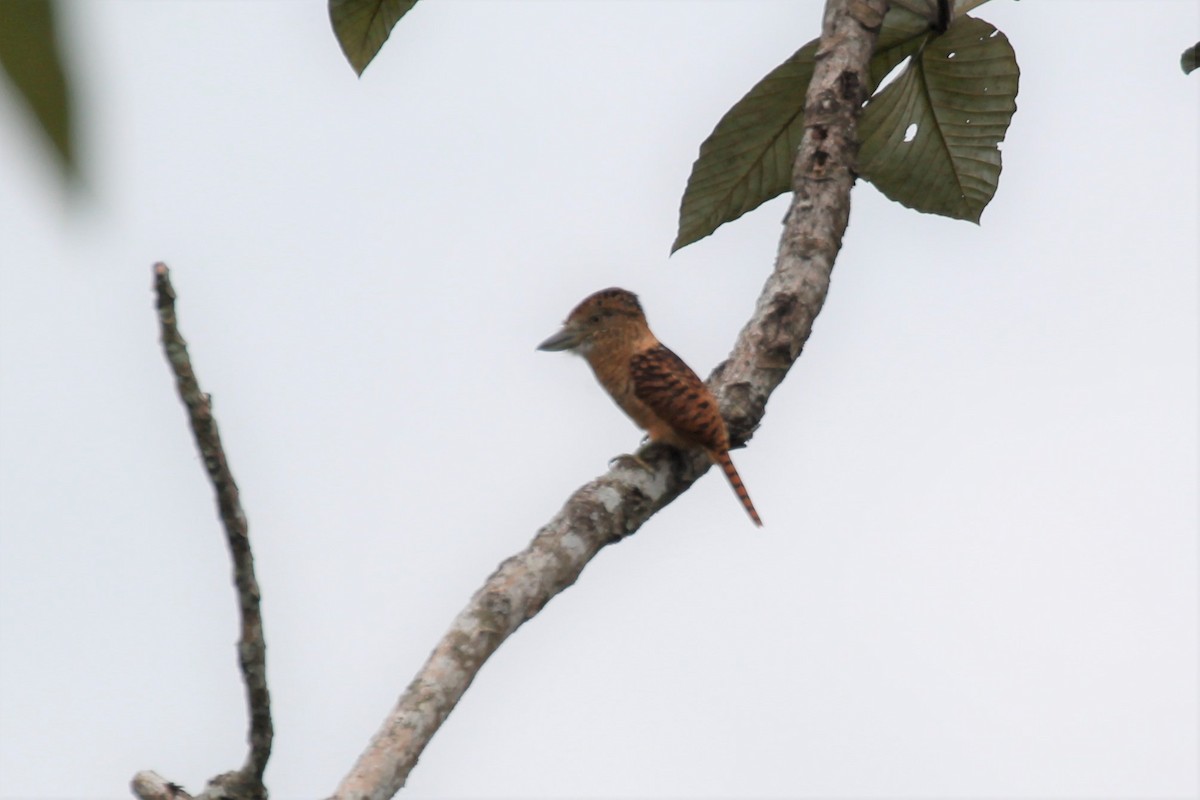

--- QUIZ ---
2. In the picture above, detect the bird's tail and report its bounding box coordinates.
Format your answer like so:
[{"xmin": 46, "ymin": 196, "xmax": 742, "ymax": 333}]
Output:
[{"xmin": 715, "ymin": 450, "xmax": 763, "ymax": 527}]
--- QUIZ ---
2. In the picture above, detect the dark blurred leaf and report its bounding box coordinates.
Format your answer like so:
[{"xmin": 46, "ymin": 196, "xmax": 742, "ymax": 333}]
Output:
[
  {"xmin": 672, "ymin": 7, "xmax": 932, "ymax": 253},
  {"xmin": 0, "ymin": 0, "xmax": 74, "ymax": 180},
  {"xmin": 891, "ymin": 0, "xmax": 997, "ymax": 22},
  {"xmin": 953, "ymin": 0, "xmax": 998, "ymax": 15},
  {"xmin": 857, "ymin": 16, "xmax": 1018, "ymax": 222},
  {"xmin": 1182, "ymin": 43, "xmax": 1199, "ymax": 75},
  {"xmin": 330, "ymin": 0, "xmax": 419, "ymax": 76}
]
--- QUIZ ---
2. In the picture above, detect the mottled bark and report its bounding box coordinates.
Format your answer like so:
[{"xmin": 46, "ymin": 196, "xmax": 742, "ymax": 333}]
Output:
[{"xmin": 131, "ymin": 771, "xmax": 192, "ymax": 800}]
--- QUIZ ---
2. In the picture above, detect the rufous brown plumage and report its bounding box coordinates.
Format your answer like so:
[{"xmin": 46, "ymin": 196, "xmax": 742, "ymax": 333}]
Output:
[{"xmin": 538, "ymin": 287, "xmax": 762, "ymax": 526}]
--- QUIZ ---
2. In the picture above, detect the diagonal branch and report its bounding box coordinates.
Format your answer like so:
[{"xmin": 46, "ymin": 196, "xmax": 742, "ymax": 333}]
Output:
[
  {"xmin": 131, "ymin": 772, "xmax": 194, "ymax": 800},
  {"xmin": 331, "ymin": 1, "xmax": 888, "ymax": 798},
  {"xmin": 134, "ymin": 263, "xmax": 274, "ymax": 800}
]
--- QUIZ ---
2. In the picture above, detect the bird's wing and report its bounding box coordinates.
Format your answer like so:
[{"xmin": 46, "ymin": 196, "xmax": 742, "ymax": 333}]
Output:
[{"xmin": 629, "ymin": 345, "xmax": 727, "ymax": 452}]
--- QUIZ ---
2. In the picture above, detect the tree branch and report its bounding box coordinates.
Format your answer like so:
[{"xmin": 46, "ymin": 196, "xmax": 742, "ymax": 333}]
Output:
[
  {"xmin": 131, "ymin": 772, "xmax": 193, "ymax": 800},
  {"xmin": 134, "ymin": 263, "xmax": 274, "ymax": 800},
  {"xmin": 331, "ymin": 1, "xmax": 888, "ymax": 798}
]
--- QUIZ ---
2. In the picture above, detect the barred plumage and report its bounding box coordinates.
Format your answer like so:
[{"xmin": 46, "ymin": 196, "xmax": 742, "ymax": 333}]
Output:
[{"xmin": 538, "ymin": 287, "xmax": 762, "ymax": 527}]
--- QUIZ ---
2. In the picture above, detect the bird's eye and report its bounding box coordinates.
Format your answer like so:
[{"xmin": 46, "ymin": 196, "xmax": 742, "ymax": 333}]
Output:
[{"xmin": 590, "ymin": 314, "xmax": 601, "ymax": 324}]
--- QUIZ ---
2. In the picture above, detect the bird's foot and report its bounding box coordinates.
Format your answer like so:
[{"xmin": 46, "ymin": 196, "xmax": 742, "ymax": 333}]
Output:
[
  {"xmin": 609, "ymin": 441, "xmax": 681, "ymax": 472},
  {"xmin": 608, "ymin": 452, "xmax": 653, "ymax": 472}
]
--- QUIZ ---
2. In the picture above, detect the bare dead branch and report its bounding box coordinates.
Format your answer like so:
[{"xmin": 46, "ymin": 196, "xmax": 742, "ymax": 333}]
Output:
[
  {"xmin": 142, "ymin": 263, "xmax": 273, "ymax": 800},
  {"xmin": 331, "ymin": 1, "xmax": 888, "ymax": 798},
  {"xmin": 131, "ymin": 771, "xmax": 193, "ymax": 800}
]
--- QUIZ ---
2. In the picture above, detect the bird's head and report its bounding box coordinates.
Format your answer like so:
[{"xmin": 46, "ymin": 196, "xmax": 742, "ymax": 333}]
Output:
[{"xmin": 537, "ymin": 287, "xmax": 649, "ymax": 355}]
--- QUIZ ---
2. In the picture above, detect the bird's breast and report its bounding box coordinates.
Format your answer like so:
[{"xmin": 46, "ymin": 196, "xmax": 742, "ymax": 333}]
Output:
[{"xmin": 584, "ymin": 346, "xmax": 666, "ymax": 436}]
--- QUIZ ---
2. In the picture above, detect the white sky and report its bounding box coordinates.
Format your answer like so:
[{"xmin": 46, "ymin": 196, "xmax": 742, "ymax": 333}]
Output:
[{"xmin": 1, "ymin": 1, "xmax": 1197, "ymax": 798}]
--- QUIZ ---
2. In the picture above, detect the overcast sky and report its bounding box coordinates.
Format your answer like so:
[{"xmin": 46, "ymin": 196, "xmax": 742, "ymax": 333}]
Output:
[{"xmin": 1, "ymin": 1, "xmax": 1197, "ymax": 798}]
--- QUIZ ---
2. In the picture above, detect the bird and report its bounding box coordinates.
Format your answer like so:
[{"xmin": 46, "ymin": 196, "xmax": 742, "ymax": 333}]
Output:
[{"xmin": 538, "ymin": 287, "xmax": 762, "ymax": 526}]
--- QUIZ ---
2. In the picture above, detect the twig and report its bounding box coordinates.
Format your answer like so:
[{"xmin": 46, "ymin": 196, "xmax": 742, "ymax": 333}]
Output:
[
  {"xmin": 136, "ymin": 263, "xmax": 273, "ymax": 800},
  {"xmin": 331, "ymin": 1, "xmax": 888, "ymax": 798},
  {"xmin": 131, "ymin": 772, "xmax": 193, "ymax": 800}
]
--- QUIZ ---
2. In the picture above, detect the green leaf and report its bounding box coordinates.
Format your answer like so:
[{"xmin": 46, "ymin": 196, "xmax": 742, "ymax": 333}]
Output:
[
  {"xmin": 670, "ymin": 43, "xmax": 816, "ymax": 255},
  {"xmin": 869, "ymin": 9, "xmax": 938, "ymax": 88},
  {"xmin": 672, "ymin": 7, "xmax": 932, "ymax": 253},
  {"xmin": 329, "ymin": 0, "xmax": 419, "ymax": 76},
  {"xmin": 890, "ymin": 0, "xmax": 995, "ymax": 23},
  {"xmin": 857, "ymin": 16, "xmax": 1018, "ymax": 222},
  {"xmin": 0, "ymin": 0, "xmax": 74, "ymax": 180},
  {"xmin": 1182, "ymin": 43, "xmax": 1199, "ymax": 75}
]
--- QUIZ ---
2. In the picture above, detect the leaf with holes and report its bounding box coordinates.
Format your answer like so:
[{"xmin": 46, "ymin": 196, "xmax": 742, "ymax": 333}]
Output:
[
  {"xmin": 0, "ymin": 0, "xmax": 74, "ymax": 180},
  {"xmin": 857, "ymin": 16, "xmax": 1018, "ymax": 222},
  {"xmin": 329, "ymin": 0, "xmax": 419, "ymax": 76},
  {"xmin": 671, "ymin": 6, "xmax": 933, "ymax": 253}
]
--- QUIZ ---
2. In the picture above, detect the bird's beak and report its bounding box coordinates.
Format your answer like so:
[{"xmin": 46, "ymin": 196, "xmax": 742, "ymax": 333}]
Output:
[{"xmin": 537, "ymin": 325, "xmax": 581, "ymax": 352}]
